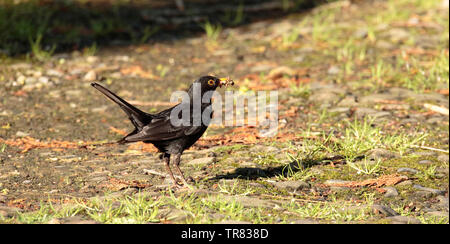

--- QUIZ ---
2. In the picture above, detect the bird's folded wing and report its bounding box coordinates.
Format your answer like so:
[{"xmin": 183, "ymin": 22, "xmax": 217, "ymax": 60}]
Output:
[{"xmin": 123, "ymin": 116, "xmax": 203, "ymax": 142}]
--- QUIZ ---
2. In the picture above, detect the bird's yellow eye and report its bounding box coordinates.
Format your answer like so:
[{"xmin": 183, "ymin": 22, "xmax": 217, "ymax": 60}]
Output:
[{"xmin": 208, "ymin": 79, "xmax": 215, "ymax": 86}]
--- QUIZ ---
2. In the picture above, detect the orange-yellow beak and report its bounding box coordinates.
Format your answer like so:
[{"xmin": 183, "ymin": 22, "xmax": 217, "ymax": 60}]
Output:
[{"xmin": 219, "ymin": 77, "xmax": 234, "ymax": 87}]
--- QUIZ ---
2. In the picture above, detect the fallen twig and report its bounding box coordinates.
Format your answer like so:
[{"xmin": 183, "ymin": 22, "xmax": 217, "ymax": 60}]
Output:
[
  {"xmin": 143, "ymin": 168, "xmax": 182, "ymax": 180},
  {"xmin": 324, "ymin": 174, "xmax": 408, "ymax": 188},
  {"xmin": 126, "ymin": 100, "xmax": 177, "ymax": 107},
  {"xmin": 410, "ymin": 145, "xmax": 449, "ymax": 154},
  {"xmin": 424, "ymin": 103, "xmax": 449, "ymax": 116}
]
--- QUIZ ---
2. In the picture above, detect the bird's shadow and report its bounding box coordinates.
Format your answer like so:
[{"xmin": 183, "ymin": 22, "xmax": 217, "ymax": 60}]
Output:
[{"xmin": 208, "ymin": 155, "xmax": 346, "ymax": 181}]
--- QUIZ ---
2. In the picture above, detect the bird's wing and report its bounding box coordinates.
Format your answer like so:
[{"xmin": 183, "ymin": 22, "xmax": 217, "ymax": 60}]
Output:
[{"xmin": 123, "ymin": 115, "xmax": 203, "ymax": 142}]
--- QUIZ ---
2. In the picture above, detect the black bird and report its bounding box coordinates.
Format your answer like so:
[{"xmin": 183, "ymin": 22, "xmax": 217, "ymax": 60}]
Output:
[{"xmin": 91, "ymin": 76, "xmax": 234, "ymax": 187}]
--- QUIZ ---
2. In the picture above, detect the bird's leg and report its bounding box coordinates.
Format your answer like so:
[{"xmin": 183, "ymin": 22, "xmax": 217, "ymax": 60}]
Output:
[
  {"xmin": 173, "ymin": 153, "xmax": 192, "ymax": 188},
  {"xmin": 162, "ymin": 153, "xmax": 179, "ymax": 187}
]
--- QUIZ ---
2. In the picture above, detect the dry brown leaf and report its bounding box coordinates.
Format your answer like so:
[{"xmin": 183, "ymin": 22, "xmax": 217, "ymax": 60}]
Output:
[
  {"xmin": 326, "ymin": 174, "xmax": 408, "ymax": 188},
  {"xmin": 437, "ymin": 89, "xmax": 449, "ymax": 96},
  {"xmin": 109, "ymin": 126, "xmax": 128, "ymax": 136},
  {"xmin": 0, "ymin": 137, "xmax": 80, "ymax": 153},
  {"xmin": 120, "ymin": 65, "xmax": 160, "ymax": 80}
]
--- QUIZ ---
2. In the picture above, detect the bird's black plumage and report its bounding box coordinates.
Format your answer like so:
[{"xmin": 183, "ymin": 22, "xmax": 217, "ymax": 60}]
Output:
[{"xmin": 91, "ymin": 75, "xmax": 233, "ymax": 187}]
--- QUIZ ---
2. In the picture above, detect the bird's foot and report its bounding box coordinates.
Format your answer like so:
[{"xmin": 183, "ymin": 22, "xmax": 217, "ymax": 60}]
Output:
[
  {"xmin": 180, "ymin": 180, "xmax": 195, "ymax": 190},
  {"xmin": 167, "ymin": 179, "xmax": 194, "ymax": 190}
]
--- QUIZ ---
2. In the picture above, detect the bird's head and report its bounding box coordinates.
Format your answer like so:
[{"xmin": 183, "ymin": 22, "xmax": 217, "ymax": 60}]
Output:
[{"xmin": 194, "ymin": 75, "xmax": 234, "ymax": 92}]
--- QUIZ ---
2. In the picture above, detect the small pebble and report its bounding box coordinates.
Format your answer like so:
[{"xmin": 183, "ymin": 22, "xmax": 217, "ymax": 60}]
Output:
[
  {"xmin": 327, "ymin": 66, "xmax": 340, "ymax": 75},
  {"xmin": 372, "ymin": 204, "xmax": 399, "ymax": 217},
  {"xmin": 437, "ymin": 154, "xmax": 449, "ymax": 163},
  {"xmin": 83, "ymin": 70, "xmax": 97, "ymax": 82},
  {"xmin": 383, "ymin": 187, "xmax": 399, "ymax": 198},
  {"xmin": 397, "ymin": 167, "xmax": 419, "ymax": 174},
  {"xmin": 413, "ymin": 184, "xmax": 446, "ymax": 196},
  {"xmin": 15, "ymin": 131, "xmax": 30, "ymax": 137},
  {"xmin": 387, "ymin": 216, "xmax": 421, "ymax": 224},
  {"xmin": 418, "ymin": 160, "xmax": 433, "ymax": 165},
  {"xmin": 47, "ymin": 218, "xmax": 61, "ymax": 224}
]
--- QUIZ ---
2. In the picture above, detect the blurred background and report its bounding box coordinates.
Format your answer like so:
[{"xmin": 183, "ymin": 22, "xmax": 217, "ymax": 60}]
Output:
[{"xmin": 0, "ymin": 0, "xmax": 331, "ymax": 56}]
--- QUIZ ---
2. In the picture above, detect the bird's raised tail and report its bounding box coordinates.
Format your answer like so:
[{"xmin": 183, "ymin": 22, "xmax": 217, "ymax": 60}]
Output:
[{"xmin": 91, "ymin": 82, "xmax": 152, "ymax": 143}]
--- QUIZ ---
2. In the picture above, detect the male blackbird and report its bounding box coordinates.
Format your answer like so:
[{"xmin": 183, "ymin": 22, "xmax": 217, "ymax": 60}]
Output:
[{"xmin": 91, "ymin": 76, "xmax": 233, "ymax": 187}]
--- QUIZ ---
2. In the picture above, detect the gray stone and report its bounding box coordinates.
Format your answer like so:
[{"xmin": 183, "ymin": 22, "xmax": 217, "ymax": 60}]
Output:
[
  {"xmin": 161, "ymin": 208, "xmax": 188, "ymax": 223},
  {"xmin": 413, "ymin": 184, "xmax": 446, "ymax": 196},
  {"xmin": 86, "ymin": 56, "xmax": 99, "ymax": 63},
  {"xmin": 387, "ymin": 215, "xmax": 421, "ymax": 224},
  {"xmin": 426, "ymin": 117, "xmax": 445, "ymax": 125},
  {"xmin": 397, "ymin": 167, "xmax": 419, "ymax": 174},
  {"xmin": 437, "ymin": 154, "xmax": 449, "ymax": 163},
  {"xmin": 46, "ymin": 69, "xmax": 63, "ymax": 77},
  {"xmin": 418, "ymin": 160, "xmax": 433, "ymax": 165},
  {"xmin": 397, "ymin": 180, "xmax": 413, "ymax": 187},
  {"xmin": 329, "ymin": 107, "xmax": 350, "ymax": 113},
  {"xmin": 250, "ymin": 64, "xmax": 273, "ymax": 73},
  {"xmin": 355, "ymin": 107, "xmax": 378, "ymax": 117},
  {"xmin": 65, "ymin": 89, "xmax": 82, "ymax": 98},
  {"xmin": 436, "ymin": 167, "xmax": 449, "ymax": 174},
  {"xmin": 367, "ymin": 148, "xmax": 399, "ymax": 160},
  {"xmin": 372, "ymin": 204, "xmax": 399, "ymax": 217},
  {"xmin": 386, "ymin": 28, "xmax": 411, "ymax": 42},
  {"xmin": 91, "ymin": 105, "xmax": 108, "ymax": 113},
  {"xmin": 324, "ymin": 179, "xmax": 351, "ymax": 191},
  {"xmin": 292, "ymin": 55, "xmax": 305, "ymax": 63},
  {"xmin": 271, "ymin": 180, "xmax": 310, "ymax": 193},
  {"xmin": 330, "ymin": 186, "xmax": 351, "ymax": 191},
  {"xmin": 15, "ymin": 131, "xmax": 30, "ymax": 137},
  {"xmin": 207, "ymin": 212, "xmax": 226, "ymax": 220},
  {"xmin": 414, "ymin": 191, "xmax": 433, "ymax": 198},
  {"xmin": 187, "ymin": 157, "xmax": 215, "ymax": 166},
  {"xmin": 309, "ymin": 91, "xmax": 341, "ymax": 104},
  {"xmin": 436, "ymin": 196, "xmax": 449, "ymax": 210},
  {"xmin": 327, "ymin": 66, "xmax": 340, "ymax": 75},
  {"xmin": 359, "ymin": 93, "xmax": 397, "ymax": 105},
  {"xmin": 47, "ymin": 218, "xmax": 62, "ymax": 224},
  {"xmin": 353, "ymin": 28, "xmax": 368, "ymax": 39},
  {"xmin": 383, "ymin": 187, "xmax": 399, "ymax": 198},
  {"xmin": 268, "ymin": 21, "xmax": 294, "ymax": 37},
  {"xmin": 424, "ymin": 211, "xmax": 449, "ymax": 218},
  {"xmin": 218, "ymin": 179, "xmax": 238, "ymax": 185},
  {"xmin": 337, "ymin": 96, "xmax": 359, "ymax": 107},
  {"xmin": 249, "ymin": 145, "xmax": 279, "ymax": 153},
  {"xmin": 386, "ymin": 87, "xmax": 416, "ymax": 97},
  {"xmin": 24, "ymin": 76, "xmax": 36, "ymax": 84},
  {"xmin": 234, "ymin": 167, "xmax": 266, "ymax": 177},
  {"xmin": 376, "ymin": 40, "xmax": 394, "ymax": 49},
  {"xmin": 371, "ymin": 111, "xmax": 392, "ymax": 118},
  {"xmin": 324, "ymin": 179, "xmax": 350, "ymax": 185},
  {"xmin": 408, "ymin": 93, "xmax": 447, "ymax": 103},
  {"xmin": 401, "ymin": 118, "xmax": 420, "ymax": 124},
  {"xmin": 219, "ymin": 195, "xmax": 277, "ymax": 208},
  {"xmin": 83, "ymin": 70, "xmax": 97, "ymax": 82},
  {"xmin": 0, "ymin": 206, "xmax": 22, "ymax": 218},
  {"xmin": 38, "ymin": 76, "xmax": 49, "ymax": 84},
  {"xmin": 422, "ymin": 207, "xmax": 437, "ymax": 213},
  {"xmin": 248, "ymin": 182, "xmax": 266, "ymax": 188}
]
